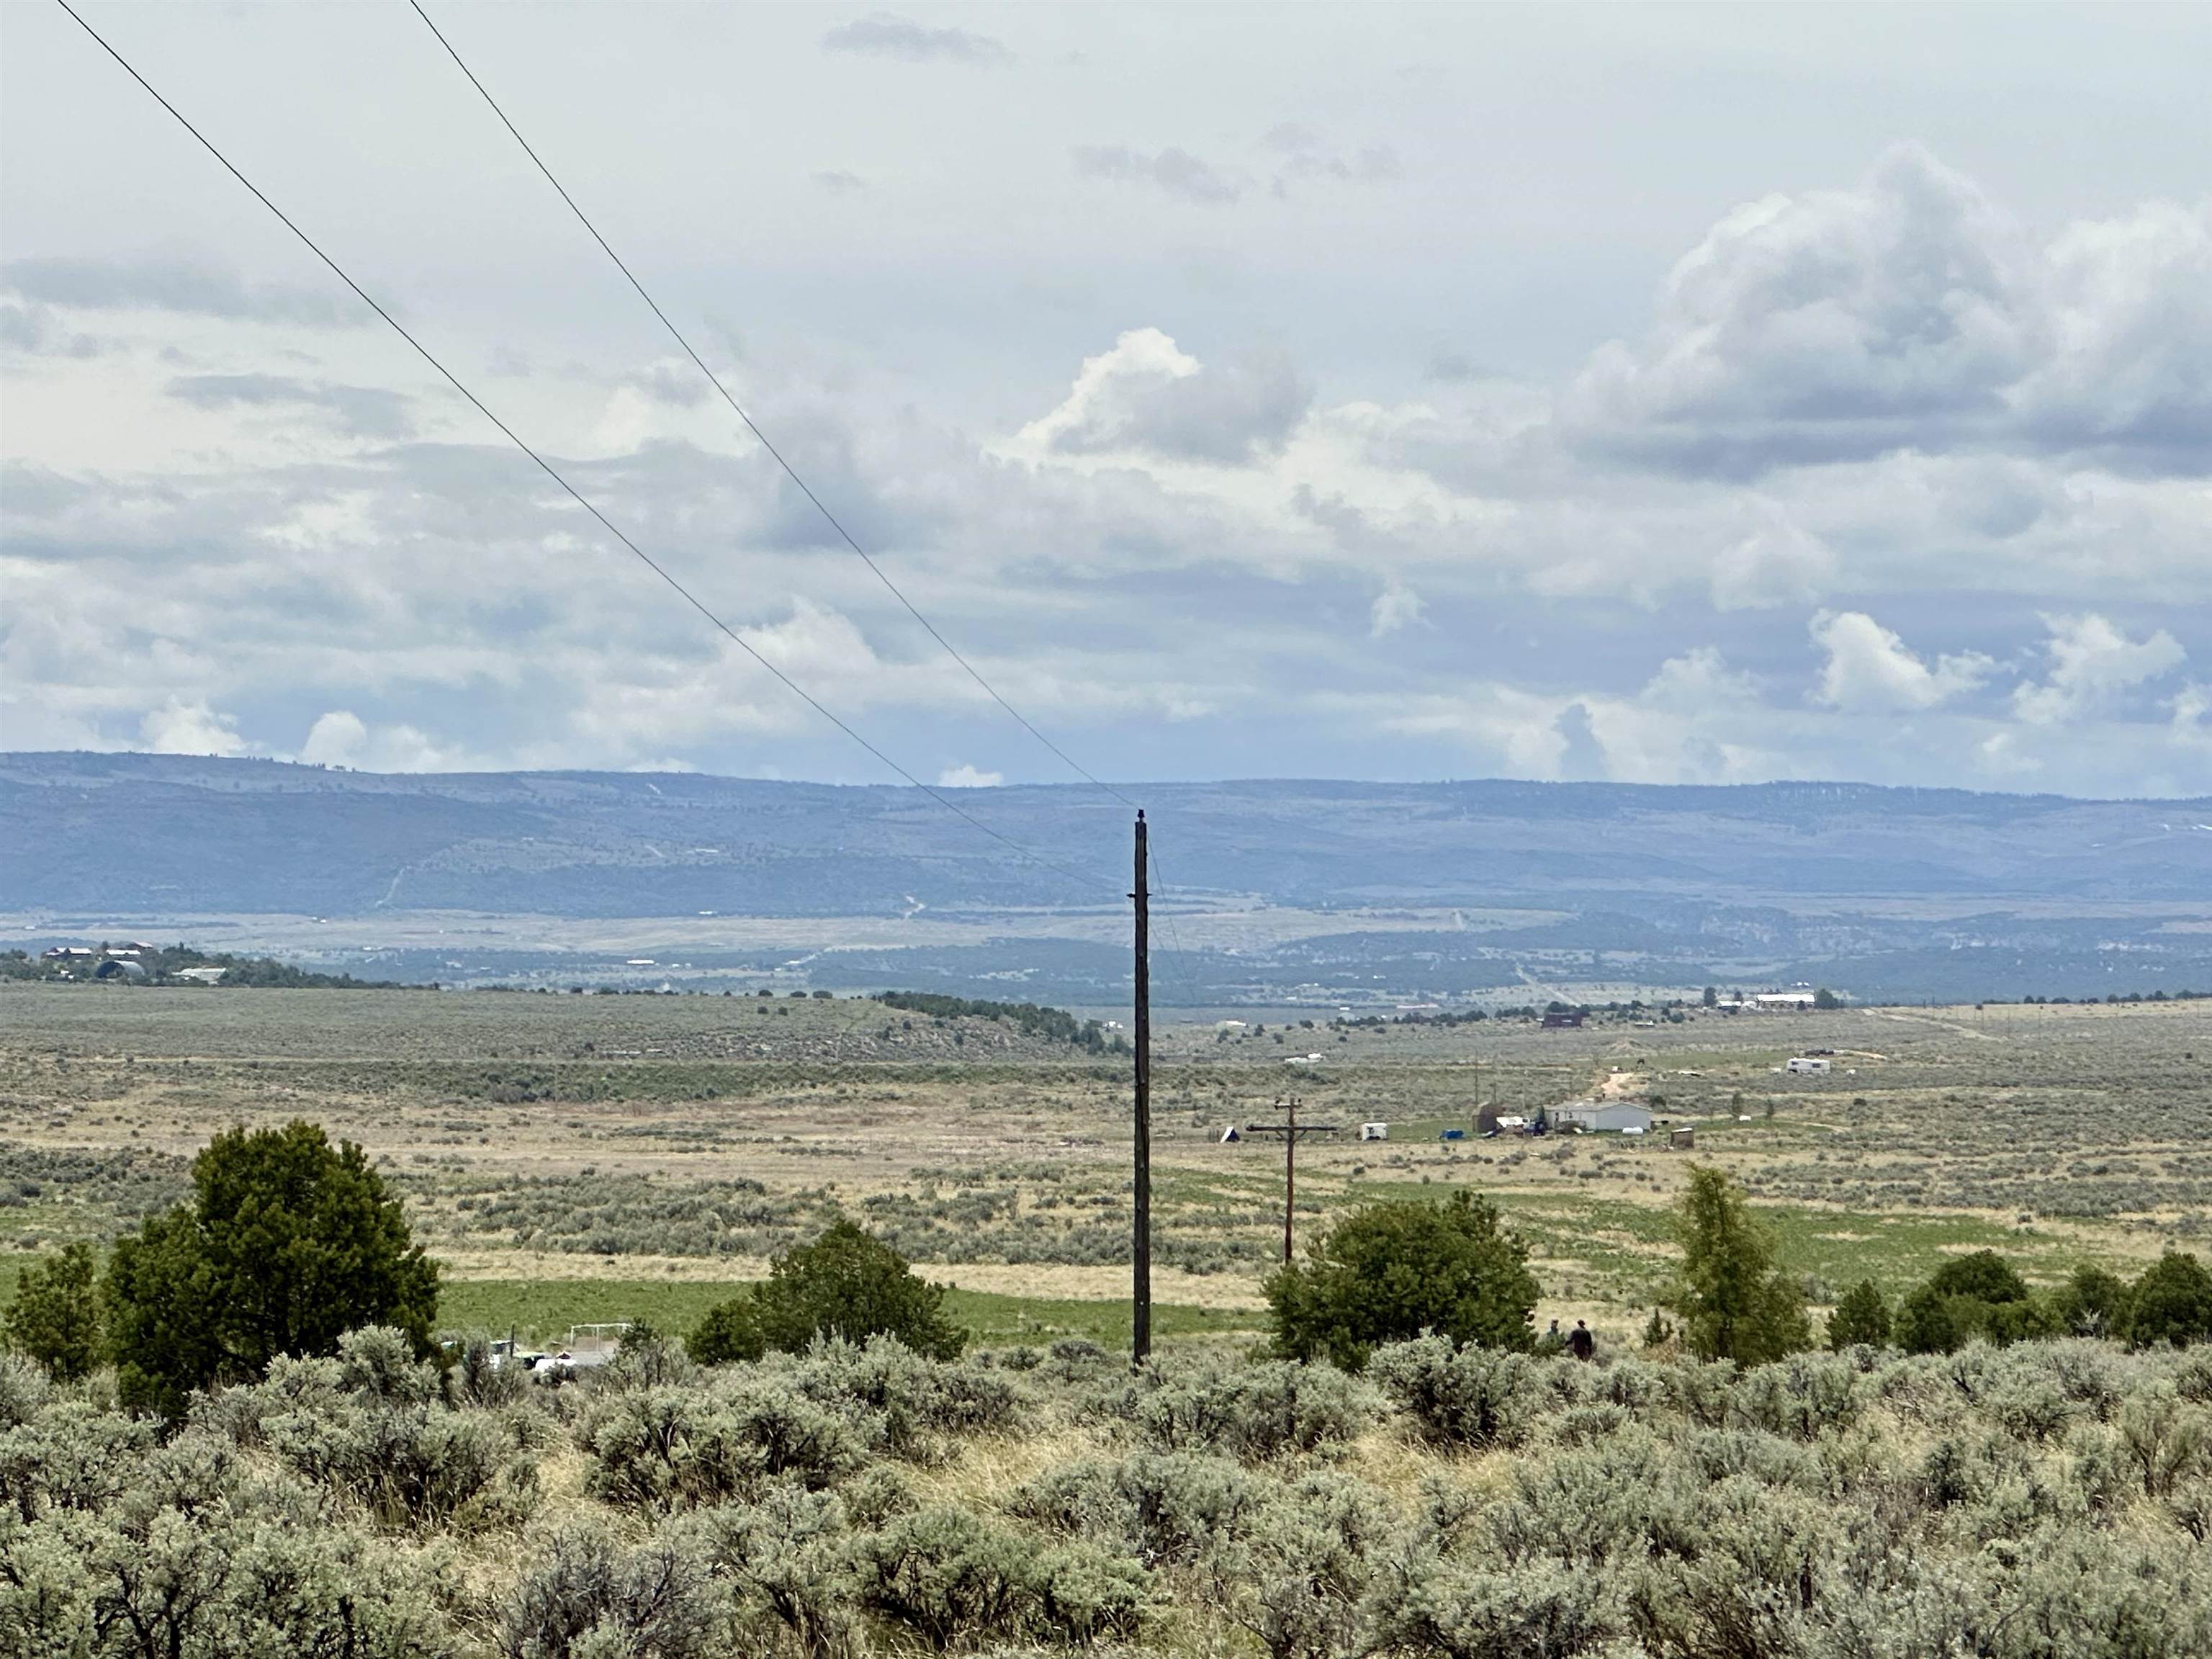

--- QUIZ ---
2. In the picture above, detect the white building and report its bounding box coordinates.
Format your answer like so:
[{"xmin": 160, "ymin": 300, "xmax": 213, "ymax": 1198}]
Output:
[
  {"xmin": 1359, "ymin": 1122, "xmax": 1389, "ymax": 1141},
  {"xmin": 1786, "ymin": 1056, "xmax": 1833, "ymax": 1075},
  {"xmin": 1550, "ymin": 1101, "xmax": 1655, "ymax": 1134}
]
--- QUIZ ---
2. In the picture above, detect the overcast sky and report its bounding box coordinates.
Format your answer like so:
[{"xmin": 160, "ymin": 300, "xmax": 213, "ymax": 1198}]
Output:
[{"xmin": 4, "ymin": 3, "xmax": 2208, "ymax": 797}]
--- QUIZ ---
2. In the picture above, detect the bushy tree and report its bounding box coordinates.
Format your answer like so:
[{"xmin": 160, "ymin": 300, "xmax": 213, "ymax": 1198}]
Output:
[
  {"xmin": 1264, "ymin": 1191, "xmax": 1539, "ymax": 1370},
  {"xmin": 2127, "ymin": 1251, "xmax": 2212, "ymax": 1349},
  {"xmin": 691, "ymin": 1220, "xmax": 965, "ymax": 1364},
  {"xmin": 1826, "ymin": 1279, "xmax": 1891, "ymax": 1350},
  {"xmin": 4, "ymin": 1241, "xmax": 104, "ymax": 1382},
  {"xmin": 2051, "ymin": 1264, "xmax": 2134, "ymax": 1339},
  {"xmin": 1668, "ymin": 1166, "xmax": 1809, "ymax": 1365},
  {"xmin": 686, "ymin": 1295, "xmax": 767, "ymax": 1366},
  {"xmin": 104, "ymin": 1121, "xmax": 439, "ymax": 1417},
  {"xmin": 1898, "ymin": 1250, "xmax": 2051, "ymax": 1354}
]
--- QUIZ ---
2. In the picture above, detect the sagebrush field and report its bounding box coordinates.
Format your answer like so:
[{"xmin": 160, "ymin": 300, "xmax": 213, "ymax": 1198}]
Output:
[{"xmin": 3, "ymin": 984, "xmax": 2206, "ymax": 1344}]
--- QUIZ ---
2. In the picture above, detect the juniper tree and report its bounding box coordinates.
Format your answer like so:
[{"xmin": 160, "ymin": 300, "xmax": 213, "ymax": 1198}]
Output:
[{"xmin": 1669, "ymin": 1166, "xmax": 1809, "ymax": 1365}]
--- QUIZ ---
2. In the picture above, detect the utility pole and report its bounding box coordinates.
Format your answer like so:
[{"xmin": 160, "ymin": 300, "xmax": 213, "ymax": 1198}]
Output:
[
  {"xmin": 1131, "ymin": 811, "xmax": 1151, "ymax": 1364},
  {"xmin": 1245, "ymin": 1097, "xmax": 1341, "ymax": 1262}
]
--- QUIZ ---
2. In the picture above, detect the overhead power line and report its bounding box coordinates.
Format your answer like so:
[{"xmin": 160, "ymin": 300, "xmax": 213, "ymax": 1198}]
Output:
[
  {"xmin": 53, "ymin": 0, "xmax": 1108, "ymax": 902},
  {"xmin": 406, "ymin": 0, "xmax": 1138, "ymax": 814},
  {"xmin": 405, "ymin": 1, "xmax": 1211, "ymax": 1007}
]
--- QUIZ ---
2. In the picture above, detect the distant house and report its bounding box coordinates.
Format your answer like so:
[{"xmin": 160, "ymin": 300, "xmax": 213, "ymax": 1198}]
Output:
[
  {"xmin": 171, "ymin": 966, "xmax": 227, "ymax": 985},
  {"xmin": 1786, "ymin": 1056, "xmax": 1833, "ymax": 1075},
  {"xmin": 42, "ymin": 946, "xmax": 95, "ymax": 960},
  {"xmin": 1668, "ymin": 1127, "xmax": 1696, "ymax": 1150},
  {"xmin": 1542, "ymin": 1010, "xmax": 1585, "ymax": 1029},
  {"xmin": 1755, "ymin": 992, "xmax": 1818, "ymax": 1011},
  {"xmin": 1550, "ymin": 1100, "xmax": 1655, "ymax": 1134}
]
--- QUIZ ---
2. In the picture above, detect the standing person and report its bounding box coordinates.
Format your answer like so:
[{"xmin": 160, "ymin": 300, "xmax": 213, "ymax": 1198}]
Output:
[
  {"xmin": 1538, "ymin": 1318, "xmax": 1565, "ymax": 1356},
  {"xmin": 1568, "ymin": 1319, "xmax": 1595, "ymax": 1362}
]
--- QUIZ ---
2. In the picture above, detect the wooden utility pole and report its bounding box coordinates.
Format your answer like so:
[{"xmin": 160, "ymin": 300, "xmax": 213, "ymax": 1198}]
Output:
[
  {"xmin": 1131, "ymin": 811, "xmax": 1151, "ymax": 1363},
  {"xmin": 1244, "ymin": 1097, "xmax": 1341, "ymax": 1262}
]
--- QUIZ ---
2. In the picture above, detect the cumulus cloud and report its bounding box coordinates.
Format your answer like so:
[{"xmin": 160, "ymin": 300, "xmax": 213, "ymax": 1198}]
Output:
[
  {"xmin": 1561, "ymin": 147, "xmax": 2212, "ymax": 482},
  {"xmin": 1568, "ymin": 146, "xmax": 2036, "ymax": 475},
  {"xmin": 1071, "ymin": 145, "xmax": 1242, "ymax": 205},
  {"xmin": 2013, "ymin": 613, "xmax": 2186, "ymax": 724},
  {"xmin": 299, "ymin": 709, "xmax": 368, "ymax": 766},
  {"xmin": 1812, "ymin": 611, "xmax": 1992, "ymax": 711},
  {"xmin": 6, "ymin": 135, "xmax": 2206, "ymax": 796},
  {"xmin": 1016, "ymin": 328, "xmax": 1310, "ymax": 463},
  {"xmin": 140, "ymin": 698, "xmax": 248, "ymax": 757},
  {"xmin": 1375, "ymin": 649, "xmax": 1779, "ymax": 786},
  {"xmin": 2017, "ymin": 199, "xmax": 2212, "ymax": 464},
  {"xmin": 821, "ymin": 13, "xmax": 1011, "ymax": 65},
  {"xmin": 936, "ymin": 763, "xmax": 1002, "ymax": 787}
]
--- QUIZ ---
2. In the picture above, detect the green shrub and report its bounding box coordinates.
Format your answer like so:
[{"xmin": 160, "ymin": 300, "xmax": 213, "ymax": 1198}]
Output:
[
  {"xmin": 851, "ymin": 1503, "xmax": 1146, "ymax": 1650},
  {"xmin": 2125, "ymin": 1251, "xmax": 2212, "ymax": 1349},
  {"xmin": 1101, "ymin": 1355, "xmax": 1371, "ymax": 1462},
  {"xmin": 498, "ymin": 1519, "xmax": 721, "ymax": 1659},
  {"xmin": 1825, "ymin": 1279, "xmax": 1891, "ymax": 1351},
  {"xmin": 691, "ymin": 1222, "xmax": 966, "ymax": 1364},
  {"xmin": 1727, "ymin": 1351, "xmax": 1863, "ymax": 1441},
  {"xmin": 698, "ymin": 1482, "xmax": 857, "ymax": 1657},
  {"xmin": 582, "ymin": 1376, "xmax": 866, "ymax": 1511},
  {"xmin": 1264, "ymin": 1192, "xmax": 1539, "ymax": 1370},
  {"xmin": 1362, "ymin": 1555, "xmax": 1615, "ymax": 1659},
  {"xmin": 2049, "ymin": 1264, "xmax": 2134, "ymax": 1340},
  {"xmin": 791, "ymin": 1337, "xmax": 1022, "ymax": 1462},
  {"xmin": 1369, "ymin": 1336, "xmax": 1538, "ymax": 1450},
  {"xmin": 685, "ymin": 1295, "xmax": 765, "ymax": 1366},
  {"xmin": 4, "ymin": 1242, "xmax": 104, "ymax": 1382}
]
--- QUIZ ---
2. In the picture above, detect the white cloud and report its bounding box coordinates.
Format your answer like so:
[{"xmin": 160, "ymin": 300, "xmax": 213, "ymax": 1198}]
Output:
[
  {"xmin": 2175, "ymin": 684, "xmax": 2212, "ymax": 750},
  {"xmin": 1369, "ymin": 582, "xmax": 1424, "ymax": 638},
  {"xmin": 2013, "ymin": 613, "xmax": 2186, "ymax": 724},
  {"xmin": 1569, "ymin": 146, "xmax": 2035, "ymax": 473},
  {"xmin": 139, "ymin": 698, "xmax": 248, "ymax": 757},
  {"xmin": 936, "ymin": 763, "xmax": 1002, "ymax": 788},
  {"xmin": 299, "ymin": 709, "xmax": 367, "ymax": 766},
  {"xmin": 1015, "ymin": 328, "xmax": 1308, "ymax": 464},
  {"xmin": 1812, "ymin": 611, "xmax": 1992, "ymax": 711}
]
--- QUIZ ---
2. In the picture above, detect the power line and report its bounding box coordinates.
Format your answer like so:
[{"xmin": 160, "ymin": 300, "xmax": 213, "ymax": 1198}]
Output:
[
  {"xmin": 52, "ymin": 0, "xmax": 1110, "ymax": 903},
  {"xmin": 406, "ymin": 0, "xmax": 1139, "ymax": 814},
  {"xmin": 406, "ymin": 1, "xmax": 1215, "ymax": 1007}
]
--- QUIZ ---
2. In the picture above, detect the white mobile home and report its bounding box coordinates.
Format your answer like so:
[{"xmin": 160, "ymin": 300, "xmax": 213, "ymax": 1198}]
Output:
[{"xmin": 1549, "ymin": 1101, "xmax": 1655, "ymax": 1134}]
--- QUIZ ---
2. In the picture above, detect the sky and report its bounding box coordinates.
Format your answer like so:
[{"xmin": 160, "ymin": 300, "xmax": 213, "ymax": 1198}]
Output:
[{"xmin": 4, "ymin": 2, "xmax": 2209, "ymax": 798}]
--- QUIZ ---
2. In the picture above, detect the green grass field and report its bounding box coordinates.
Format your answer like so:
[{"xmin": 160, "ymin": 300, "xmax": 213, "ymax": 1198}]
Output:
[{"xmin": 436, "ymin": 1278, "xmax": 1268, "ymax": 1350}]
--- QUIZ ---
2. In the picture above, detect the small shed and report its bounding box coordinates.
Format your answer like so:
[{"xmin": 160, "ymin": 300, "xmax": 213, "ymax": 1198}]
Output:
[
  {"xmin": 1786, "ymin": 1056, "xmax": 1832, "ymax": 1075},
  {"xmin": 1541, "ymin": 1010, "xmax": 1585, "ymax": 1029},
  {"xmin": 1359, "ymin": 1122, "xmax": 1388, "ymax": 1141},
  {"xmin": 1668, "ymin": 1127, "xmax": 1696, "ymax": 1151}
]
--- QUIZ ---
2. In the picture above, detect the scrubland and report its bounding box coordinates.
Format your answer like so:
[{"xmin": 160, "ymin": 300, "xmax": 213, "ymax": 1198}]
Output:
[
  {"xmin": 4, "ymin": 986, "xmax": 2212, "ymax": 1656},
  {"xmin": 6, "ymin": 1324, "xmax": 2211, "ymax": 1656},
  {"xmin": 2, "ymin": 986, "xmax": 2205, "ymax": 1348}
]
